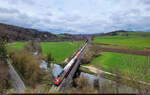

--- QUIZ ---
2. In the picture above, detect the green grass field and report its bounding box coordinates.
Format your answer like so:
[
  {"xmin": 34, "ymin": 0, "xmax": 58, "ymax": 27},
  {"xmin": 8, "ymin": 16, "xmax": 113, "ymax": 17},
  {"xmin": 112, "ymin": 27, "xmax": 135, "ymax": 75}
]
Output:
[
  {"xmin": 93, "ymin": 36, "xmax": 150, "ymax": 50},
  {"xmin": 91, "ymin": 52, "xmax": 150, "ymax": 82},
  {"xmin": 8, "ymin": 42, "xmax": 26, "ymax": 50},
  {"xmin": 41, "ymin": 41, "xmax": 83, "ymax": 63},
  {"xmin": 8, "ymin": 41, "xmax": 83, "ymax": 64},
  {"xmin": 56, "ymin": 34, "xmax": 65, "ymax": 37}
]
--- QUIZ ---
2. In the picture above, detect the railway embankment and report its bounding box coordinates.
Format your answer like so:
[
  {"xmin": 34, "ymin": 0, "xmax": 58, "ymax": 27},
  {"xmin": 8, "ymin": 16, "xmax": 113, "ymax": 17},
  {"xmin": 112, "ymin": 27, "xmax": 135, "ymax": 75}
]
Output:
[{"xmin": 8, "ymin": 60, "xmax": 26, "ymax": 93}]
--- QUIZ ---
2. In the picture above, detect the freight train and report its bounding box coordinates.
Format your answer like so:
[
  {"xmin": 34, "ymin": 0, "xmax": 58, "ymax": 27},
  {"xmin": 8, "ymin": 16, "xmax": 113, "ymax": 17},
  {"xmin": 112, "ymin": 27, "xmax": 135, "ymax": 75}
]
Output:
[{"xmin": 54, "ymin": 40, "xmax": 88, "ymax": 86}]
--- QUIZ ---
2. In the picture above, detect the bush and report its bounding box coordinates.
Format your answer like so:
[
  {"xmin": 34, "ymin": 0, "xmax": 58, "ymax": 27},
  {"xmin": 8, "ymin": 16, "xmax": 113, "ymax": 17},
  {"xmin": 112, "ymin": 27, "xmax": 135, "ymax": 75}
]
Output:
[
  {"xmin": 8, "ymin": 48, "xmax": 46, "ymax": 88},
  {"xmin": 69, "ymin": 76, "xmax": 98, "ymax": 93},
  {"xmin": 23, "ymin": 40, "xmax": 42, "ymax": 54},
  {"xmin": 45, "ymin": 52, "xmax": 54, "ymax": 68},
  {"xmin": 0, "ymin": 37, "xmax": 8, "ymax": 58},
  {"xmin": 81, "ymin": 43, "xmax": 101, "ymax": 64},
  {"xmin": 94, "ymin": 79, "xmax": 100, "ymax": 90}
]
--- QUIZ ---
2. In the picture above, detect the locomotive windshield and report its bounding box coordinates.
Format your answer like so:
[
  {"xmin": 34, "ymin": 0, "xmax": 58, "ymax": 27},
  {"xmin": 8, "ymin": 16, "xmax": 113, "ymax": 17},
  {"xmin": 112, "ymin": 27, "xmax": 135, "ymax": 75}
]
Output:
[
  {"xmin": 57, "ymin": 75, "xmax": 60, "ymax": 78},
  {"xmin": 57, "ymin": 70, "xmax": 64, "ymax": 78}
]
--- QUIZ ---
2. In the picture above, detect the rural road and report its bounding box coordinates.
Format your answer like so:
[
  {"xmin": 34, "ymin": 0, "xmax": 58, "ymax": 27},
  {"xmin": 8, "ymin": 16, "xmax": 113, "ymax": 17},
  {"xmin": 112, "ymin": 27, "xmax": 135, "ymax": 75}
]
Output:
[{"xmin": 8, "ymin": 60, "xmax": 26, "ymax": 93}]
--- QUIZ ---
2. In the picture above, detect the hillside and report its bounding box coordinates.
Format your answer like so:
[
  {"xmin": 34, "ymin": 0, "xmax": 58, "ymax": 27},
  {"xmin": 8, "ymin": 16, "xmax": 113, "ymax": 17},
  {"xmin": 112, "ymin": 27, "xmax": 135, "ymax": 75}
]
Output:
[
  {"xmin": 105, "ymin": 30, "xmax": 150, "ymax": 37},
  {"xmin": 0, "ymin": 23, "xmax": 84, "ymax": 42},
  {"xmin": 0, "ymin": 23, "xmax": 56, "ymax": 42}
]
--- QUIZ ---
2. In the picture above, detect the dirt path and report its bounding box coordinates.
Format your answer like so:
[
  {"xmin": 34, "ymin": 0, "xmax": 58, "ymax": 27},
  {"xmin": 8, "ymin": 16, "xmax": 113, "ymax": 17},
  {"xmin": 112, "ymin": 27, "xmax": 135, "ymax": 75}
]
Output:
[
  {"xmin": 100, "ymin": 47, "xmax": 150, "ymax": 56},
  {"xmin": 81, "ymin": 65, "xmax": 115, "ymax": 76}
]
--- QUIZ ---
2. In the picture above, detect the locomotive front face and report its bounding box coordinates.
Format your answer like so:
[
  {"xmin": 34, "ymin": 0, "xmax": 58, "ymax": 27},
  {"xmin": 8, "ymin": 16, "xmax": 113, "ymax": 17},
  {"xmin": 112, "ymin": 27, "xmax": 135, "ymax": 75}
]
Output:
[{"xmin": 54, "ymin": 77, "xmax": 62, "ymax": 86}]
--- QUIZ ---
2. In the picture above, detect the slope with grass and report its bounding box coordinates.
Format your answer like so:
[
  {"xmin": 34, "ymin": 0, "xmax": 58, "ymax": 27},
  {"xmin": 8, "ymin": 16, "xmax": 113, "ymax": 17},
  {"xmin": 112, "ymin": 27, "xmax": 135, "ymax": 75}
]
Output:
[{"xmin": 90, "ymin": 52, "xmax": 150, "ymax": 82}]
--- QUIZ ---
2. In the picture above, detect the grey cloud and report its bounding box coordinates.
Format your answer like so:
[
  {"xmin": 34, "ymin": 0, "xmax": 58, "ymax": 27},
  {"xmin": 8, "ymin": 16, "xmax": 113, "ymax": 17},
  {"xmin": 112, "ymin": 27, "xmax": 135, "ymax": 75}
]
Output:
[
  {"xmin": 8, "ymin": 0, "xmax": 34, "ymax": 5},
  {"xmin": 0, "ymin": 8, "xmax": 39, "ymax": 28},
  {"xmin": 59, "ymin": 15, "xmax": 82, "ymax": 22},
  {"xmin": 145, "ymin": 7, "xmax": 150, "ymax": 11},
  {"xmin": 141, "ymin": 0, "xmax": 150, "ymax": 4},
  {"xmin": 0, "ymin": 7, "xmax": 20, "ymax": 14}
]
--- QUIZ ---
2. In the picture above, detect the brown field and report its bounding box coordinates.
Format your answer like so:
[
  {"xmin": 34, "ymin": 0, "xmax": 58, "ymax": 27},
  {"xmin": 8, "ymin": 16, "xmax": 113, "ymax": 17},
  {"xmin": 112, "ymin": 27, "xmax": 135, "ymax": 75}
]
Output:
[{"xmin": 100, "ymin": 47, "xmax": 150, "ymax": 56}]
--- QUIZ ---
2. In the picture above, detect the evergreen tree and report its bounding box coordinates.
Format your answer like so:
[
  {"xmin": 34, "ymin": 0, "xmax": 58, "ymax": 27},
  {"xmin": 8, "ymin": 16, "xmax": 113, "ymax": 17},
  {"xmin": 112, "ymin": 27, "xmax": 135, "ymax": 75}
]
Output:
[{"xmin": 0, "ymin": 37, "xmax": 8, "ymax": 61}]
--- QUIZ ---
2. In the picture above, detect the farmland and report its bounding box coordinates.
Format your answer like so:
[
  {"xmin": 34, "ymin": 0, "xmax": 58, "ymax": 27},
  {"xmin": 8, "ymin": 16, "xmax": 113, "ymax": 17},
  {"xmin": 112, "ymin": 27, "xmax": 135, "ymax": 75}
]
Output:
[
  {"xmin": 93, "ymin": 35, "xmax": 150, "ymax": 50},
  {"xmin": 8, "ymin": 41, "xmax": 83, "ymax": 64},
  {"xmin": 84, "ymin": 32, "xmax": 150, "ymax": 83},
  {"xmin": 90, "ymin": 51, "xmax": 150, "ymax": 82},
  {"xmin": 41, "ymin": 41, "xmax": 83, "ymax": 63}
]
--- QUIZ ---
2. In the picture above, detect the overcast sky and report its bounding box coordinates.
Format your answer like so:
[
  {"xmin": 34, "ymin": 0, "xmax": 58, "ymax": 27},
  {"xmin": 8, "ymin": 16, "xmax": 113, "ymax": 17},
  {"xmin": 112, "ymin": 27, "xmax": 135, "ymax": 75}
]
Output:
[{"xmin": 0, "ymin": 0, "xmax": 150, "ymax": 34}]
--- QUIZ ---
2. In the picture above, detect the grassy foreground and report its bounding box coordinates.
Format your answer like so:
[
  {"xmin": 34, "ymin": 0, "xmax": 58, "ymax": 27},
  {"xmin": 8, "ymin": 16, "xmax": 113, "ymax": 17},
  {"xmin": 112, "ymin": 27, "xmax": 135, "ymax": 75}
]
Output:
[
  {"xmin": 93, "ymin": 36, "xmax": 150, "ymax": 50},
  {"xmin": 8, "ymin": 41, "xmax": 83, "ymax": 64},
  {"xmin": 91, "ymin": 52, "xmax": 150, "ymax": 82}
]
